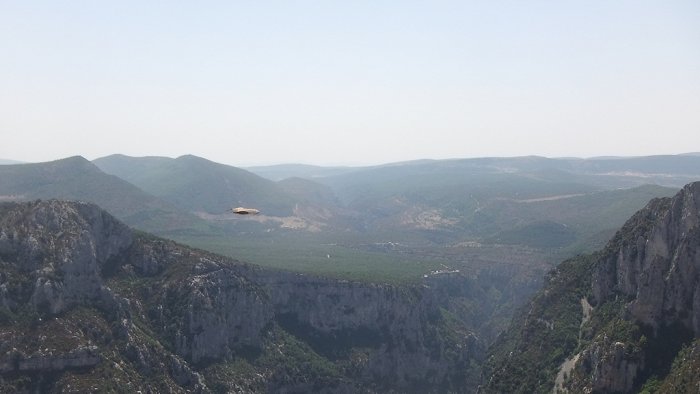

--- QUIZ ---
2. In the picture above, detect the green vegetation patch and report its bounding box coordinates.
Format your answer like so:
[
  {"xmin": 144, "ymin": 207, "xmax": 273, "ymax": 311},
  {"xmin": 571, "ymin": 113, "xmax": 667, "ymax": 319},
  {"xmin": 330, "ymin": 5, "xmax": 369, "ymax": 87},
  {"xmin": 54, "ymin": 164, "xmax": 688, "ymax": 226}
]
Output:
[
  {"xmin": 174, "ymin": 233, "xmax": 443, "ymax": 284},
  {"xmin": 654, "ymin": 340, "xmax": 700, "ymax": 393},
  {"xmin": 202, "ymin": 325, "xmax": 347, "ymax": 393},
  {"xmin": 483, "ymin": 254, "xmax": 596, "ymax": 393}
]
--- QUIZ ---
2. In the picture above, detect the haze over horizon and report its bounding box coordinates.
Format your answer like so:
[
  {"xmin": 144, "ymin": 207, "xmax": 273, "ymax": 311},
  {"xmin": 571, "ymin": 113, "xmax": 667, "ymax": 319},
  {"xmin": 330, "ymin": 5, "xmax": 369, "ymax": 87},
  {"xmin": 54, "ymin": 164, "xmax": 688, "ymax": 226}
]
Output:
[
  {"xmin": 2, "ymin": 1, "xmax": 699, "ymax": 167},
  {"xmin": 4, "ymin": 152, "xmax": 700, "ymax": 169}
]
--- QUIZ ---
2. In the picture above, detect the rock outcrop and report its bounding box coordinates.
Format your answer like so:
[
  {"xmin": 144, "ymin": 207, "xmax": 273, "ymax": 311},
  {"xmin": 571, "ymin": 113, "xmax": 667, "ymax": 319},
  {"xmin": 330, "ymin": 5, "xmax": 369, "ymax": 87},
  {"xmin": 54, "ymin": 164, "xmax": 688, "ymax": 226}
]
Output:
[
  {"xmin": 592, "ymin": 182, "xmax": 700, "ymax": 335},
  {"xmin": 0, "ymin": 200, "xmax": 132, "ymax": 314},
  {"xmin": 483, "ymin": 182, "xmax": 700, "ymax": 393},
  {"xmin": 571, "ymin": 182, "xmax": 700, "ymax": 392}
]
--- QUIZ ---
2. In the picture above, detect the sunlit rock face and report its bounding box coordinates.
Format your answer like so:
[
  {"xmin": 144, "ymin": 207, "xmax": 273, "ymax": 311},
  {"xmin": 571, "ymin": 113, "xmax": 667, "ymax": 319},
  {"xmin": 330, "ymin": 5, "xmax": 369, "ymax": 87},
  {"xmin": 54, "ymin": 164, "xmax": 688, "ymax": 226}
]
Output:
[
  {"xmin": 484, "ymin": 182, "xmax": 700, "ymax": 394},
  {"xmin": 0, "ymin": 200, "xmax": 133, "ymax": 314},
  {"xmin": 592, "ymin": 182, "xmax": 700, "ymax": 336}
]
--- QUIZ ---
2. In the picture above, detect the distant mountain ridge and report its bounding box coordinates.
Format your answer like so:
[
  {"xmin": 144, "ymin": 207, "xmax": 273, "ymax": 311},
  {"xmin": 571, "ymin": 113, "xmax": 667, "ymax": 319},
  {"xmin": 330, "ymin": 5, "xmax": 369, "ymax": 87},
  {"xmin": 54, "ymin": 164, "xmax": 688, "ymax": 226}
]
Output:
[
  {"xmin": 0, "ymin": 156, "xmax": 206, "ymax": 233},
  {"xmin": 248, "ymin": 154, "xmax": 700, "ymax": 187},
  {"xmin": 94, "ymin": 153, "xmax": 687, "ymax": 251},
  {"xmin": 94, "ymin": 154, "xmax": 300, "ymax": 216},
  {"xmin": 244, "ymin": 163, "xmax": 356, "ymax": 182},
  {"xmin": 2, "ymin": 153, "xmax": 690, "ymax": 250}
]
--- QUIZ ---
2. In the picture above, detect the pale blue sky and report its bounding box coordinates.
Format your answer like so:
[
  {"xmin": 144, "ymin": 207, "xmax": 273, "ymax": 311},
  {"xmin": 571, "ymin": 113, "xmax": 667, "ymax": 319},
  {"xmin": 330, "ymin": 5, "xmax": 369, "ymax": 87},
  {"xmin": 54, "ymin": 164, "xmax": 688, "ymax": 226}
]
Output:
[{"xmin": 2, "ymin": 1, "xmax": 699, "ymax": 166}]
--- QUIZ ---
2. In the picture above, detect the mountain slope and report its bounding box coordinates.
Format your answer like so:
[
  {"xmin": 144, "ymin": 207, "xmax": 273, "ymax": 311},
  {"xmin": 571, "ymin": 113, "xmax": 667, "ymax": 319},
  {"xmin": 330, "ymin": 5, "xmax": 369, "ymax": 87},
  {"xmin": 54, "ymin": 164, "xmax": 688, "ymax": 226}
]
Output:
[
  {"xmin": 318, "ymin": 155, "xmax": 700, "ymax": 196},
  {"xmin": 483, "ymin": 181, "xmax": 700, "ymax": 393},
  {"xmin": 93, "ymin": 154, "xmax": 683, "ymax": 250},
  {"xmin": 94, "ymin": 154, "xmax": 299, "ymax": 215},
  {"xmin": 245, "ymin": 163, "xmax": 356, "ymax": 182},
  {"xmin": 317, "ymin": 158, "xmax": 678, "ymax": 248},
  {"xmin": 0, "ymin": 200, "xmax": 480, "ymax": 393},
  {"xmin": 248, "ymin": 155, "xmax": 700, "ymax": 186},
  {"xmin": 0, "ymin": 156, "xmax": 203, "ymax": 233}
]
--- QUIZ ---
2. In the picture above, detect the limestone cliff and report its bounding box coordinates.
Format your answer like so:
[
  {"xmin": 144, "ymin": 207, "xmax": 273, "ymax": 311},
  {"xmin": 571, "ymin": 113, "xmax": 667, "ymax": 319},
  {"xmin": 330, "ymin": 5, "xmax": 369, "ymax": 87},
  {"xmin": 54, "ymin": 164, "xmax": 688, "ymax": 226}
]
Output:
[
  {"xmin": 572, "ymin": 181, "xmax": 700, "ymax": 392},
  {"xmin": 0, "ymin": 200, "xmax": 478, "ymax": 393},
  {"xmin": 483, "ymin": 181, "xmax": 700, "ymax": 393},
  {"xmin": 591, "ymin": 181, "xmax": 700, "ymax": 335}
]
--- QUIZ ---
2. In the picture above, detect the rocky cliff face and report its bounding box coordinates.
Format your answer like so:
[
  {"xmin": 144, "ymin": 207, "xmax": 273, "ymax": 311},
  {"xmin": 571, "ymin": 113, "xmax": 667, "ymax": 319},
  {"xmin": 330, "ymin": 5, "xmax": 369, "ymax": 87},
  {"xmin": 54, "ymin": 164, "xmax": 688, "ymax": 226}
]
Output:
[
  {"xmin": 0, "ymin": 200, "xmax": 478, "ymax": 393},
  {"xmin": 483, "ymin": 182, "xmax": 700, "ymax": 393},
  {"xmin": 248, "ymin": 269, "xmax": 480, "ymax": 389},
  {"xmin": 592, "ymin": 182, "xmax": 700, "ymax": 335},
  {"xmin": 0, "ymin": 200, "xmax": 132, "ymax": 314},
  {"xmin": 570, "ymin": 182, "xmax": 700, "ymax": 392}
]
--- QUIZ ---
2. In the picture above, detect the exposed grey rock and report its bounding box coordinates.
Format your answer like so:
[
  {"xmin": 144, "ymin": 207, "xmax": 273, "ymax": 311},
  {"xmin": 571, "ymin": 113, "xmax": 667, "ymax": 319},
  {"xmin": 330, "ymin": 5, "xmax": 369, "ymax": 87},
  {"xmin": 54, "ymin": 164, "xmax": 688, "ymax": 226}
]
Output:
[
  {"xmin": 576, "ymin": 182, "xmax": 700, "ymax": 392},
  {"xmin": 484, "ymin": 182, "xmax": 700, "ymax": 394},
  {"xmin": 244, "ymin": 269, "xmax": 478, "ymax": 389},
  {"xmin": 168, "ymin": 354, "xmax": 207, "ymax": 389},
  {"xmin": 169, "ymin": 266, "xmax": 273, "ymax": 364},
  {"xmin": 592, "ymin": 182, "xmax": 700, "ymax": 335},
  {"xmin": 572, "ymin": 337, "xmax": 644, "ymax": 393},
  {"xmin": 0, "ymin": 200, "xmax": 133, "ymax": 315}
]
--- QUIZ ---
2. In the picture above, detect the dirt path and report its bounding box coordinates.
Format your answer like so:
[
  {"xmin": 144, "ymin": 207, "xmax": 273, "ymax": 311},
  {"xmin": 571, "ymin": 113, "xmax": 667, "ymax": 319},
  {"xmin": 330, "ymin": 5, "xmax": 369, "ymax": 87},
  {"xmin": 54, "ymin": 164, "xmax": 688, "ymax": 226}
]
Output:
[
  {"xmin": 514, "ymin": 194, "xmax": 585, "ymax": 203},
  {"xmin": 552, "ymin": 297, "xmax": 593, "ymax": 393}
]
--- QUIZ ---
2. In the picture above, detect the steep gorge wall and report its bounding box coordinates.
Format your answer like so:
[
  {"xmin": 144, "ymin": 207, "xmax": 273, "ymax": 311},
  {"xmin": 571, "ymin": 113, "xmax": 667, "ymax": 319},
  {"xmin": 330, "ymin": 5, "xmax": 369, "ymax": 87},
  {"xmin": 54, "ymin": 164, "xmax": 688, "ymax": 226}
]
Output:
[
  {"xmin": 592, "ymin": 182, "xmax": 700, "ymax": 335},
  {"xmin": 0, "ymin": 200, "xmax": 476, "ymax": 392},
  {"xmin": 569, "ymin": 182, "xmax": 700, "ymax": 392},
  {"xmin": 484, "ymin": 182, "xmax": 700, "ymax": 393},
  {"xmin": 247, "ymin": 268, "xmax": 478, "ymax": 388}
]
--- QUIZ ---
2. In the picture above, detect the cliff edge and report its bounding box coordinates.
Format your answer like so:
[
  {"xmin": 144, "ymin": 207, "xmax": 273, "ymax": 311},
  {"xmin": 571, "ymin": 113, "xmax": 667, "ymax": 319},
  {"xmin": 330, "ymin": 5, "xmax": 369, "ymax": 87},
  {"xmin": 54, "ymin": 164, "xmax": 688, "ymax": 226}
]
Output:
[{"xmin": 483, "ymin": 182, "xmax": 700, "ymax": 393}]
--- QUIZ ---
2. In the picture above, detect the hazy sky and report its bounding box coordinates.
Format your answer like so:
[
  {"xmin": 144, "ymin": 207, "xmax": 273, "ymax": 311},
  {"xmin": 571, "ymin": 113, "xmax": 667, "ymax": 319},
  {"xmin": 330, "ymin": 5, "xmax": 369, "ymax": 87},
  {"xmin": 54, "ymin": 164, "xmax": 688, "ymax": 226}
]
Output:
[{"xmin": 2, "ymin": 1, "xmax": 699, "ymax": 166}]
